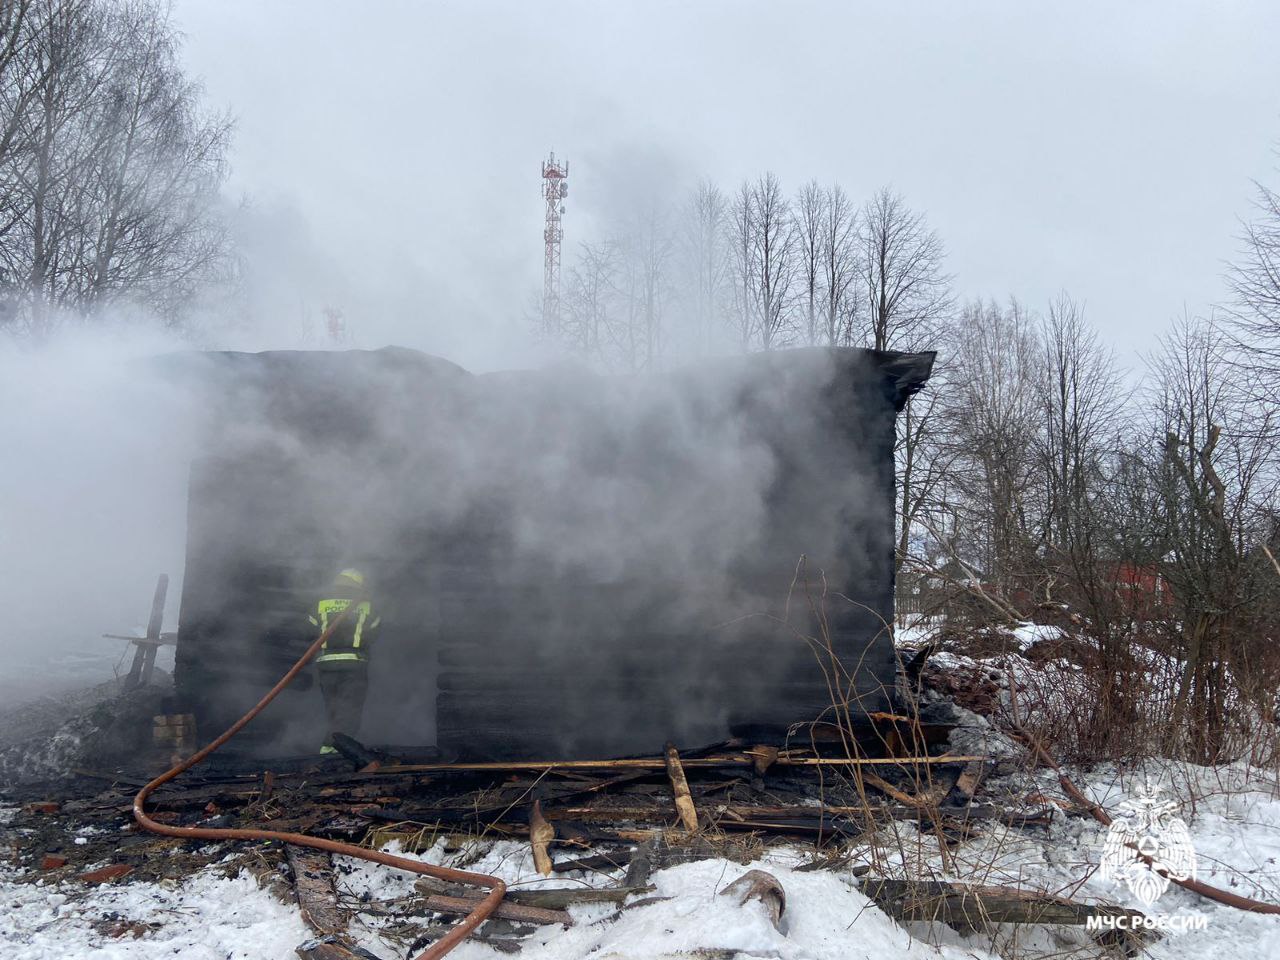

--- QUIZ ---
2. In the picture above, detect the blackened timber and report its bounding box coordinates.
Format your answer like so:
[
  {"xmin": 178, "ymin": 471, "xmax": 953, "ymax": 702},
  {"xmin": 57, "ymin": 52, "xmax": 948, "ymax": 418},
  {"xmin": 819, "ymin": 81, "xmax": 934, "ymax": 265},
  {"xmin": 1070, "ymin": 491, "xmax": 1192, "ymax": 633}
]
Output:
[
  {"xmin": 858, "ymin": 878, "xmax": 1146, "ymax": 929},
  {"xmin": 552, "ymin": 850, "xmax": 634, "ymax": 873},
  {"xmin": 172, "ymin": 346, "xmax": 935, "ymax": 759}
]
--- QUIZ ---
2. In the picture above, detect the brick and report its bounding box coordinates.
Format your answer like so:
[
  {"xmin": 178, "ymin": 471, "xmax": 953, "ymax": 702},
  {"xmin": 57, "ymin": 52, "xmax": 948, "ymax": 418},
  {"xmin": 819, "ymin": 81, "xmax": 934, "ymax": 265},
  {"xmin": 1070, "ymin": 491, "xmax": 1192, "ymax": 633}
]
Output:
[
  {"xmin": 39, "ymin": 854, "xmax": 68, "ymax": 870},
  {"xmin": 79, "ymin": 864, "xmax": 134, "ymax": 884}
]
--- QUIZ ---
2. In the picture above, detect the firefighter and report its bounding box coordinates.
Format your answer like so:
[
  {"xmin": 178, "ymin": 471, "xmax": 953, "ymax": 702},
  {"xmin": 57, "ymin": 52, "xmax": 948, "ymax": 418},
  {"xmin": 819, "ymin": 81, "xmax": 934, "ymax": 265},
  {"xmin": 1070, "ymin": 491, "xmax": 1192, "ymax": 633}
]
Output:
[{"xmin": 309, "ymin": 568, "xmax": 380, "ymax": 754}]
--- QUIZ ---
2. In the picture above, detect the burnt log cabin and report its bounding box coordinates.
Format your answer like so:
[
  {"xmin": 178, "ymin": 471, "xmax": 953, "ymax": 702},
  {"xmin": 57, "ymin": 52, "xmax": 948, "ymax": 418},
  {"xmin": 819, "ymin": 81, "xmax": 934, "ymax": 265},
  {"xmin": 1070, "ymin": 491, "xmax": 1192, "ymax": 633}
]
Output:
[{"xmin": 169, "ymin": 346, "xmax": 934, "ymax": 759}]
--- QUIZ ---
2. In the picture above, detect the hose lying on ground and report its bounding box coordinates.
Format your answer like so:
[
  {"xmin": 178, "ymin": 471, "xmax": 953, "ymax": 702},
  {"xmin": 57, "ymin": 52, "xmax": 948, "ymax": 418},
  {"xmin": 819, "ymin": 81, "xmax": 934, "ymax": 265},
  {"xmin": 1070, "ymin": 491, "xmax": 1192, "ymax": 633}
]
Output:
[
  {"xmin": 1009, "ymin": 720, "xmax": 1280, "ymax": 915},
  {"xmin": 133, "ymin": 604, "xmax": 507, "ymax": 959}
]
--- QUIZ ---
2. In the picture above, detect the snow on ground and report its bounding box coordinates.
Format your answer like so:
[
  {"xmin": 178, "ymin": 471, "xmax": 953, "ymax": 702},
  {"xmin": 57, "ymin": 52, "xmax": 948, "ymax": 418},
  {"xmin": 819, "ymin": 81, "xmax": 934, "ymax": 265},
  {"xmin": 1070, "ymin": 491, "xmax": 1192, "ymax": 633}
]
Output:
[
  {"xmin": 836, "ymin": 759, "xmax": 1280, "ymax": 959},
  {"xmin": 461, "ymin": 858, "xmax": 996, "ymax": 960},
  {"xmin": 0, "ymin": 860, "xmax": 310, "ymax": 960},
  {"xmin": 331, "ymin": 838, "xmax": 1000, "ymax": 960}
]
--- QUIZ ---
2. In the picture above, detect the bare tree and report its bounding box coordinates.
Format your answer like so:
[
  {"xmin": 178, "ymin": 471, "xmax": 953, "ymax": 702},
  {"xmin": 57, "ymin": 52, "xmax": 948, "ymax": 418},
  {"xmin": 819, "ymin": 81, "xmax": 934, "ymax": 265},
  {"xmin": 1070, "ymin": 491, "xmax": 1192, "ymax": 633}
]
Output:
[
  {"xmin": 1148, "ymin": 316, "xmax": 1276, "ymax": 761},
  {"xmin": 79, "ymin": 1, "xmax": 232, "ymax": 318},
  {"xmin": 608, "ymin": 204, "xmax": 674, "ymax": 370},
  {"xmin": 852, "ymin": 188, "xmax": 954, "ymax": 581},
  {"xmin": 946, "ymin": 298, "xmax": 1044, "ymax": 596},
  {"xmin": 895, "ymin": 356, "xmax": 955, "ymax": 577},
  {"xmin": 749, "ymin": 172, "xmax": 794, "ymax": 349},
  {"xmin": 0, "ymin": 0, "xmax": 35, "ymax": 167},
  {"xmin": 819, "ymin": 183, "xmax": 857, "ymax": 346},
  {"xmin": 859, "ymin": 187, "xmax": 951, "ymax": 351},
  {"xmin": 1226, "ymin": 164, "xmax": 1280, "ymax": 403},
  {"xmin": 560, "ymin": 204, "xmax": 675, "ymax": 372},
  {"xmin": 726, "ymin": 180, "xmax": 755, "ymax": 349},
  {"xmin": 0, "ymin": 0, "xmax": 232, "ymax": 336},
  {"xmin": 1036, "ymin": 293, "xmax": 1121, "ymax": 555},
  {"xmin": 793, "ymin": 179, "xmax": 824, "ymax": 345},
  {"xmin": 680, "ymin": 178, "xmax": 727, "ymax": 355},
  {"xmin": 563, "ymin": 238, "xmax": 616, "ymax": 362}
]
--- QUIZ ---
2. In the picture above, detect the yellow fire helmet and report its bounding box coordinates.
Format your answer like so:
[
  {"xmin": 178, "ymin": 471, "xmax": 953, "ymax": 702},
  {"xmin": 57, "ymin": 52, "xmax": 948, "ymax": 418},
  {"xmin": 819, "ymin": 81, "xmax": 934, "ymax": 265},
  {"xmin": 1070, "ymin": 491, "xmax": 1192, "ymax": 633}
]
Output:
[{"xmin": 334, "ymin": 568, "xmax": 365, "ymax": 588}]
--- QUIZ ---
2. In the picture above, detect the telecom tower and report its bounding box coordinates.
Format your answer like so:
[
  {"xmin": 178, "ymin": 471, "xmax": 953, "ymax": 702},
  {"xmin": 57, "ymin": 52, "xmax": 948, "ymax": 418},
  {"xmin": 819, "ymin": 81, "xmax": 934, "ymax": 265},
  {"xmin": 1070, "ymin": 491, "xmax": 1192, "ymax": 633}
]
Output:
[{"xmin": 541, "ymin": 152, "xmax": 568, "ymax": 335}]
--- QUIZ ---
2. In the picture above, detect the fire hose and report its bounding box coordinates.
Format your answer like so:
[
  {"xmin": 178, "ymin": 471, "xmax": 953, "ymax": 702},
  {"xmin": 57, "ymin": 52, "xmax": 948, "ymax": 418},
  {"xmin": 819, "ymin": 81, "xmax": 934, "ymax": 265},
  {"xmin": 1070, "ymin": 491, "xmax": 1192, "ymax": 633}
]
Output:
[{"xmin": 133, "ymin": 603, "xmax": 507, "ymax": 959}]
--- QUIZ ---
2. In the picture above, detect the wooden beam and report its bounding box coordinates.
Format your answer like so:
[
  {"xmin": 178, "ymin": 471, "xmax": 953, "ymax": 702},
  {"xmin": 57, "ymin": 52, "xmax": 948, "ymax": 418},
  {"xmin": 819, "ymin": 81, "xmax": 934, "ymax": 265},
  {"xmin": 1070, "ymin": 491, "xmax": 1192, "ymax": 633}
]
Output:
[
  {"xmin": 416, "ymin": 878, "xmax": 647, "ymax": 910},
  {"xmin": 123, "ymin": 574, "xmax": 168, "ymax": 690},
  {"xmin": 286, "ymin": 846, "xmax": 346, "ymax": 936},
  {"xmin": 102, "ymin": 634, "xmax": 176, "ymax": 646},
  {"xmin": 415, "ymin": 893, "xmax": 571, "ymax": 927},
  {"xmin": 374, "ymin": 754, "xmax": 983, "ymax": 774}
]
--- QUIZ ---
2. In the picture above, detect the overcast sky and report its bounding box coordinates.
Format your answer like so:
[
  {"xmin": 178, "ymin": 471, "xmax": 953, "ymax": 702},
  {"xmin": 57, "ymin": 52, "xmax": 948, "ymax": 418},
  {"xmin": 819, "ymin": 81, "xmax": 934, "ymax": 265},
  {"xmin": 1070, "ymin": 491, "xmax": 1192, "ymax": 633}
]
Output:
[{"xmin": 173, "ymin": 0, "xmax": 1280, "ymax": 371}]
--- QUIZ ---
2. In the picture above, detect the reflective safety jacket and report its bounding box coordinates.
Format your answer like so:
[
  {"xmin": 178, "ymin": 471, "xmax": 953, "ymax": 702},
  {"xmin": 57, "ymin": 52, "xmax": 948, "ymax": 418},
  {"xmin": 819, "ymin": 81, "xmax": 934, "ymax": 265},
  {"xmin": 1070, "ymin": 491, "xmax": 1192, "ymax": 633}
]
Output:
[{"xmin": 308, "ymin": 596, "xmax": 380, "ymax": 665}]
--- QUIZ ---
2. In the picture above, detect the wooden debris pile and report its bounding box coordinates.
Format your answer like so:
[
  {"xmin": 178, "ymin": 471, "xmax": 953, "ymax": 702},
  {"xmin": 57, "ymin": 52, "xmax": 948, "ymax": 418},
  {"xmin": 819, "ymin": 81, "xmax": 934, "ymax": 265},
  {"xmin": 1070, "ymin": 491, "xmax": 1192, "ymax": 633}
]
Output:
[{"xmin": 1, "ymin": 733, "xmax": 1147, "ymax": 957}]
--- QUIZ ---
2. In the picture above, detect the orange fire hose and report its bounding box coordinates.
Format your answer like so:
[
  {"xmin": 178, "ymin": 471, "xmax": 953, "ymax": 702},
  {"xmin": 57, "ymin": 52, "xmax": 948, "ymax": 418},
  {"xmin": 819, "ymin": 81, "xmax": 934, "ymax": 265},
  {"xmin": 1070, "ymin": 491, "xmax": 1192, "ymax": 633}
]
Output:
[{"xmin": 133, "ymin": 604, "xmax": 507, "ymax": 959}]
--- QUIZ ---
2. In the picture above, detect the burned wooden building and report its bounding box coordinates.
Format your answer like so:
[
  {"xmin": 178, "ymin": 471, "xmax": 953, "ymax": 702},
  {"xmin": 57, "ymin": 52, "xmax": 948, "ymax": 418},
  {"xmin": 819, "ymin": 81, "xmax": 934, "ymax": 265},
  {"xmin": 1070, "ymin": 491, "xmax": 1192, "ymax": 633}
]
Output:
[{"xmin": 169, "ymin": 346, "xmax": 934, "ymax": 759}]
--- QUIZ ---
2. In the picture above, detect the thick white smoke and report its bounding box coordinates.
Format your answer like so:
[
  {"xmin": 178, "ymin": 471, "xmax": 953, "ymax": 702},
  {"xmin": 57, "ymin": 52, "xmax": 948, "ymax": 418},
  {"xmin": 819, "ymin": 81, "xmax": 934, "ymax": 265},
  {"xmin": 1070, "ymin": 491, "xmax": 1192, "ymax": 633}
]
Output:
[{"xmin": 0, "ymin": 328, "xmax": 200, "ymax": 703}]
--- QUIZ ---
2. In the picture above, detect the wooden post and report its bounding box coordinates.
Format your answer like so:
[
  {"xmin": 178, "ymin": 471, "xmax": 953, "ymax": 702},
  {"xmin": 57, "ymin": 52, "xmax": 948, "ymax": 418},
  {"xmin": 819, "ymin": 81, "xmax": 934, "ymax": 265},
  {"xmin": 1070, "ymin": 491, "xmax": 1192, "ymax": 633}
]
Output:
[
  {"xmin": 530, "ymin": 799, "xmax": 554, "ymax": 876},
  {"xmin": 664, "ymin": 742, "xmax": 698, "ymax": 833},
  {"xmin": 125, "ymin": 574, "xmax": 168, "ymax": 691}
]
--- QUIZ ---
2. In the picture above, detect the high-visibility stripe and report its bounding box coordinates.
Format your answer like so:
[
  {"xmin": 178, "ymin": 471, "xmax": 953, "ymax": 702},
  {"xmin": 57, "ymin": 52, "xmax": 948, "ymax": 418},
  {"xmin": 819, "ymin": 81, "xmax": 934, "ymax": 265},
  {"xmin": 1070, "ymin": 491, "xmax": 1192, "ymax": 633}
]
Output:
[
  {"xmin": 316, "ymin": 651, "xmax": 366, "ymax": 663},
  {"xmin": 352, "ymin": 602, "xmax": 370, "ymax": 648}
]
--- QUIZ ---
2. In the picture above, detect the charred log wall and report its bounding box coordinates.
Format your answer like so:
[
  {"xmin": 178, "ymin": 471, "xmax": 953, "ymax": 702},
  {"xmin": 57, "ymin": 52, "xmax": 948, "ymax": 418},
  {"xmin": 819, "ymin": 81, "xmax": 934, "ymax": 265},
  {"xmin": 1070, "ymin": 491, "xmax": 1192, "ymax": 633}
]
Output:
[{"xmin": 173, "ymin": 347, "xmax": 933, "ymax": 758}]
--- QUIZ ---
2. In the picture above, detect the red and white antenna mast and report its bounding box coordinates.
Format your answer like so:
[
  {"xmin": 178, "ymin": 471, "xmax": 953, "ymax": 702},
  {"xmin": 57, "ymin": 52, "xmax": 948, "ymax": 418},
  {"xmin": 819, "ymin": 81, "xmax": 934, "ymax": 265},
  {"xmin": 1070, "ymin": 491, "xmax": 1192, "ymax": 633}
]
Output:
[{"xmin": 541, "ymin": 151, "xmax": 568, "ymax": 335}]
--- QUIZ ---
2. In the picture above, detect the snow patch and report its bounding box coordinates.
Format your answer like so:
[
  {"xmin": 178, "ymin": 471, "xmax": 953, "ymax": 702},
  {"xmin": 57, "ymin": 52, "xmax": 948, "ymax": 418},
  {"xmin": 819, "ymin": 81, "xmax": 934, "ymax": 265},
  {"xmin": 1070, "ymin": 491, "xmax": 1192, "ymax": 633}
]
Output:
[{"xmin": 0, "ymin": 866, "xmax": 309, "ymax": 959}]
